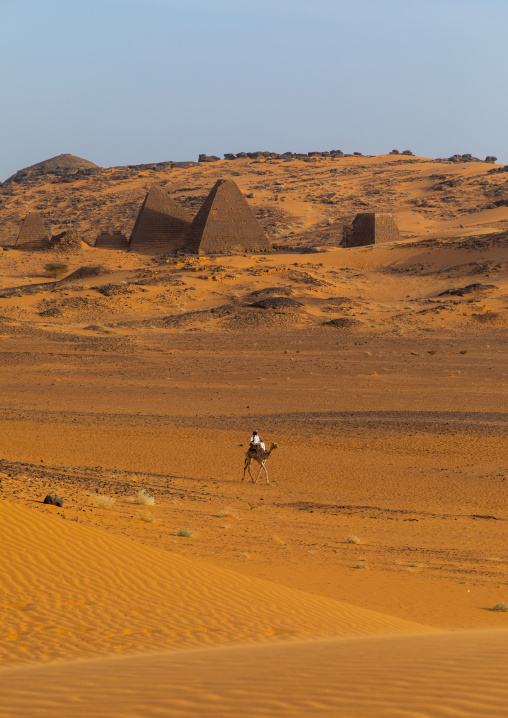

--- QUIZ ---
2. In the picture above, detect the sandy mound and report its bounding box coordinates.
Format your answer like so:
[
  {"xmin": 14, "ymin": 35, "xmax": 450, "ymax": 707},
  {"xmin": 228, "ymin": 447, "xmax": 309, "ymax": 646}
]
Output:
[
  {"xmin": 1, "ymin": 629, "xmax": 507, "ymax": 717},
  {"xmin": 475, "ymin": 310, "xmax": 508, "ymax": 325},
  {"xmin": 6, "ymin": 153, "xmax": 99, "ymax": 182},
  {"xmin": 0, "ymin": 500, "xmax": 430, "ymax": 666}
]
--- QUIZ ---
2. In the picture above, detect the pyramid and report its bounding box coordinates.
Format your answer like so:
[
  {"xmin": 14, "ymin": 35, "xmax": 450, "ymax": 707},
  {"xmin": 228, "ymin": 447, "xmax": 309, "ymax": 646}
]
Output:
[
  {"xmin": 129, "ymin": 186, "xmax": 193, "ymax": 253},
  {"xmin": 342, "ymin": 212, "xmax": 400, "ymax": 247},
  {"xmin": 94, "ymin": 230, "xmax": 129, "ymax": 249},
  {"xmin": 184, "ymin": 179, "xmax": 270, "ymax": 254},
  {"xmin": 15, "ymin": 212, "xmax": 49, "ymax": 248}
]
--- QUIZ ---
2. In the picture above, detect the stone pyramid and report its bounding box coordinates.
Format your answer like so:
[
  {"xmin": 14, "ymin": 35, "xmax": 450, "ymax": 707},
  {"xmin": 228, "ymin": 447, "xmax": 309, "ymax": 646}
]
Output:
[
  {"xmin": 129, "ymin": 186, "xmax": 193, "ymax": 253},
  {"xmin": 15, "ymin": 212, "xmax": 49, "ymax": 248},
  {"xmin": 94, "ymin": 231, "xmax": 129, "ymax": 249},
  {"xmin": 342, "ymin": 213, "xmax": 400, "ymax": 247},
  {"xmin": 184, "ymin": 179, "xmax": 270, "ymax": 254}
]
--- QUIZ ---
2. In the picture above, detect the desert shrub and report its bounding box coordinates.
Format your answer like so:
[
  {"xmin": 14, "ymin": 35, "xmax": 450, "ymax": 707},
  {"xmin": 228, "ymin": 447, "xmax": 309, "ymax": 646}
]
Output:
[
  {"xmin": 93, "ymin": 494, "xmax": 115, "ymax": 508},
  {"xmin": 44, "ymin": 262, "xmax": 69, "ymax": 279},
  {"xmin": 492, "ymin": 603, "xmax": 508, "ymax": 612},
  {"xmin": 354, "ymin": 563, "xmax": 367, "ymax": 569},
  {"xmin": 139, "ymin": 510, "xmax": 154, "ymax": 523},
  {"xmin": 347, "ymin": 535, "xmax": 361, "ymax": 545},
  {"xmin": 133, "ymin": 488, "xmax": 155, "ymax": 506},
  {"xmin": 176, "ymin": 528, "xmax": 194, "ymax": 538}
]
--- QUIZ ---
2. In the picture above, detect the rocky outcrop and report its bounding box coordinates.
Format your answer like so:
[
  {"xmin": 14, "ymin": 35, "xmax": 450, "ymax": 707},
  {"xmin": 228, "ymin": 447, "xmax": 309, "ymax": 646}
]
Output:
[
  {"xmin": 43, "ymin": 494, "xmax": 63, "ymax": 507},
  {"xmin": 438, "ymin": 283, "xmax": 498, "ymax": 297},
  {"xmin": 324, "ymin": 318, "xmax": 364, "ymax": 328},
  {"xmin": 250, "ymin": 297, "xmax": 303, "ymax": 310}
]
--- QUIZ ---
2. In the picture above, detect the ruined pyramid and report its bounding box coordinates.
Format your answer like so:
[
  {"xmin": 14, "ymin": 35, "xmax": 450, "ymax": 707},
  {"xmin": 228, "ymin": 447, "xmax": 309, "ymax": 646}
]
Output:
[
  {"xmin": 342, "ymin": 213, "xmax": 400, "ymax": 247},
  {"xmin": 184, "ymin": 179, "xmax": 270, "ymax": 254},
  {"xmin": 129, "ymin": 186, "xmax": 193, "ymax": 253},
  {"xmin": 15, "ymin": 212, "xmax": 49, "ymax": 248},
  {"xmin": 94, "ymin": 230, "xmax": 129, "ymax": 249}
]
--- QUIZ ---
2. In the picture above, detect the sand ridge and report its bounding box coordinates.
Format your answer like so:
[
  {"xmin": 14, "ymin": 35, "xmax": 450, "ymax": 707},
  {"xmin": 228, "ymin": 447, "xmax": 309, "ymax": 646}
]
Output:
[
  {"xmin": 1, "ymin": 629, "xmax": 507, "ymax": 717},
  {"xmin": 0, "ymin": 499, "xmax": 432, "ymax": 666}
]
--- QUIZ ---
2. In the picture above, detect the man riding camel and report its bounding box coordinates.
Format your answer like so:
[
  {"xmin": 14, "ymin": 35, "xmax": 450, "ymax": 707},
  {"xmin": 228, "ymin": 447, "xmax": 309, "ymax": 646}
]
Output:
[{"xmin": 250, "ymin": 430, "xmax": 265, "ymax": 453}]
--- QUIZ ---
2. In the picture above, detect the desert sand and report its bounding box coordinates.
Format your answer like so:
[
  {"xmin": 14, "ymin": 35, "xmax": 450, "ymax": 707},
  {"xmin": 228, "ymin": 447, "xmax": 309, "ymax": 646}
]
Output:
[{"xmin": 0, "ymin": 153, "xmax": 507, "ymax": 716}]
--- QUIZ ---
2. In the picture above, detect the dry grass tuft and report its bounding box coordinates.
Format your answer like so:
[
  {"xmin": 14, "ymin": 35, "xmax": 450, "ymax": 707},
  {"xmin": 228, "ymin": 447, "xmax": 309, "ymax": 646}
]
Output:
[
  {"xmin": 218, "ymin": 507, "xmax": 239, "ymax": 519},
  {"xmin": 133, "ymin": 489, "xmax": 155, "ymax": 506},
  {"xmin": 347, "ymin": 535, "xmax": 361, "ymax": 545},
  {"xmin": 176, "ymin": 528, "xmax": 194, "ymax": 538},
  {"xmin": 273, "ymin": 534, "xmax": 288, "ymax": 547},
  {"xmin": 93, "ymin": 494, "xmax": 115, "ymax": 508},
  {"xmin": 139, "ymin": 510, "xmax": 154, "ymax": 523}
]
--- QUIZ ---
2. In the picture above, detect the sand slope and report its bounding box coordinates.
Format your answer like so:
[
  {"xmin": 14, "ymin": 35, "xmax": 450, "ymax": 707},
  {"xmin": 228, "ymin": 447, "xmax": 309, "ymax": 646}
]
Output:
[
  {"xmin": 0, "ymin": 500, "xmax": 430, "ymax": 665},
  {"xmin": 1, "ymin": 629, "xmax": 507, "ymax": 717}
]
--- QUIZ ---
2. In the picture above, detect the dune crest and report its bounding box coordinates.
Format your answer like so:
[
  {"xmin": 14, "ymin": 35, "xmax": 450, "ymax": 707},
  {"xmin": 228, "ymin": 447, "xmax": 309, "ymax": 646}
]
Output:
[
  {"xmin": 1, "ymin": 630, "xmax": 507, "ymax": 717},
  {"xmin": 0, "ymin": 499, "xmax": 430, "ymax": 666}
]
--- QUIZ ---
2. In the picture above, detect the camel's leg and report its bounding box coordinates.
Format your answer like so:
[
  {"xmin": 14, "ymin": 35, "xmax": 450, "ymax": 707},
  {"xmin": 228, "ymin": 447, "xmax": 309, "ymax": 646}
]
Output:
[
  {"xmin": 254, "ymin": 461, "xmax": 268, "ymax": 485},
  {"xmin": 242, "ymin": 456, "xmax": 249, "ymax": 481},
  {"xmin": 244, "ymin": 455, "xmax": 256, "ymax": 483},
  {"xmin": 243, "ymin": 457, "xmax": 255, "ymax": 482}
]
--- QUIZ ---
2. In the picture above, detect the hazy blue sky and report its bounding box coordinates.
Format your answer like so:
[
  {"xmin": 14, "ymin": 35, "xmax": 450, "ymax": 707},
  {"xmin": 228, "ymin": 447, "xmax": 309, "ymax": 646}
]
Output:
[{"xmin": 1, "ymin": 0, "xmax": 507, "ymax": 180}]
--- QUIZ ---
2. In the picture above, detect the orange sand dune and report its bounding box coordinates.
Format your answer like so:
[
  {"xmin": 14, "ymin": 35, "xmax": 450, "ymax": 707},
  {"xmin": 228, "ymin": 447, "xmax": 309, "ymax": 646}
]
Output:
[
  {"xmin": 0, "ymin": 500, "xmax": 431, "ymax": 666},
  {"xmin": 1, "ymin": 629, "xmax": 507, "ymax": 717}
]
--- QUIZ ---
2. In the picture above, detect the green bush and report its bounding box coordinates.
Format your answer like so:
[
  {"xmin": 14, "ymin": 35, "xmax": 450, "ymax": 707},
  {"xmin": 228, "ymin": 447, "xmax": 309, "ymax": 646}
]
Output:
[{"xmin": 44, "ymin": 263, "xmax": 69, "ymax": 279}]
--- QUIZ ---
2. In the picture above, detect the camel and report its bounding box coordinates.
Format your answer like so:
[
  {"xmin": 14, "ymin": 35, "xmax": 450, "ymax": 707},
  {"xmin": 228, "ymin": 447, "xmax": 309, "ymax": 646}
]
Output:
[{"xmin": 242, "ymin": 442, "xmax": 278, "ymax": 485}]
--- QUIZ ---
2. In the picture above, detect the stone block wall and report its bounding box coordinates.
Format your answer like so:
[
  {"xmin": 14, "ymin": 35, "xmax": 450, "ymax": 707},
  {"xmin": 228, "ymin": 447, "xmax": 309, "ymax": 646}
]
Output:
[{"xmin": 342, "ymin": 213, "xmax": 400, "ymax": 247}]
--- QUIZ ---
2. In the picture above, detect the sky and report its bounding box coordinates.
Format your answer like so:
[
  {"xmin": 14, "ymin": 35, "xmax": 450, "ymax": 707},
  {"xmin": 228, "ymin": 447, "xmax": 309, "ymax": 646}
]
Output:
[{"xmin": 1, "ymin": 0, "xmax": 507, "ymax": 180}]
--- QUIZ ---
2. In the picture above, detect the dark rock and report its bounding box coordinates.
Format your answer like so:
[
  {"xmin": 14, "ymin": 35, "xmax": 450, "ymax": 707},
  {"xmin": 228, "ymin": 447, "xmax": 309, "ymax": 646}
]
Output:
[
  {"xmin": 448, "ymin": 153, "xmax": 482, "ymax": 163},
  {"xmin": 402, "ymin": 150, "xmax": 414, "ymax": 155},
  {"xmin": 250, "ymin": 286, "xmax": 294, "ymax": 297},
  {"xmin": 438, "ymin": 283, "xmax": 498, "ymax": 297},
  {"xmin": 390, "ymin": 149, "xmax": 400, "ymax": 155},
  {"xmin": 97, "ymin": 283, "xmax": 134, "ymax": 297},
  {"xmin": 43, "ymin": 494, "xmax": 63, "ymax": 507},
  {"xmin": 198, "ymin": 154, "xmax": 220, "ymax": 163},
  {"xmin": 250, "ymin": 297, "xmax": 303, "ymax": 310},
  {"xmin": 488, "ymin": 165, "xmax": 508, "ymax": 174},
  {"xmin": 324, "ymin": 317, "xmax": 364, "ymax": 328},
  {"xmin": 39, "ymin": 307, "xmax": 63, "ymax": 317},
  {"xmin": 485, "ymin": 156, "xmax": 498, "ymax": 163},
  {"xmin": 210, "ymin": 304, "xmax": 237, "ymax": 316}
]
